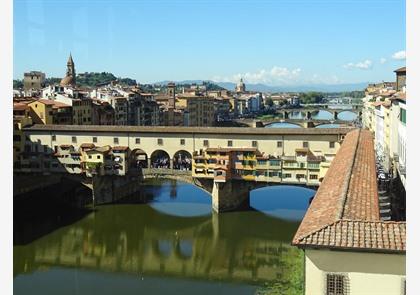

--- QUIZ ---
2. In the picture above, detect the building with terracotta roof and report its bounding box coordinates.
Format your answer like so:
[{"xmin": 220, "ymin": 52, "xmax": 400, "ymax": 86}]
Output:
[
  {"xmin": 394, "ymin": 67, "xmax": 406, "ymax": 92},
  {"xmin": 292, "ymin": 129, "xmax": 405, "ymax": 295}
]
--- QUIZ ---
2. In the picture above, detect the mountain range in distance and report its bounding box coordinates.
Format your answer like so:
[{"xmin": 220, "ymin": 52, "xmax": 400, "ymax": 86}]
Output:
[{"xmin": 152, "ymin": 80, "xmax": 369, "ymax": 93}]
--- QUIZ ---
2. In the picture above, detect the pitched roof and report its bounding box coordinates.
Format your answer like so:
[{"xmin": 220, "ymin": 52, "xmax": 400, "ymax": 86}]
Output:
[
  {"xmin": 296, "ymin": 220, "xmax": 405, "ymax": 252},
  {"xmin": 394, "ymin": 66, "xmax": 406, "ymax": 73},
  {"xmin": 292, "ymin": 129, "xmax": 406, "ymax": 253},
  {"xmin": 112, "ymin": 146, "xmax": 129, "ymax": 152},
  {"xmin": 80, "ymin": 143, "xmax": 95, "ymax": 149}
]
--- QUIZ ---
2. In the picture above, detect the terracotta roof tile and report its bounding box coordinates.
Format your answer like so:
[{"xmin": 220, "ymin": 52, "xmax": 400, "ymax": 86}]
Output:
[{"xmin": 292, "ymin": 129, "xmax": 406, "ymax": 253}]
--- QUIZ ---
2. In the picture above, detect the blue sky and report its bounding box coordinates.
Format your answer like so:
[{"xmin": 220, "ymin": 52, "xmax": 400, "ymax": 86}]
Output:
[{"xmin": 14, "ymin": 0, "xmax": 406, "ymax": 85}]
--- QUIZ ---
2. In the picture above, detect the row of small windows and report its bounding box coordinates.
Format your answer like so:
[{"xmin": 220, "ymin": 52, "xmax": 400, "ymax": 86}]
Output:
[{"xmin": 49, "ymin": 136, "xmax": 335, "ymax": 149}]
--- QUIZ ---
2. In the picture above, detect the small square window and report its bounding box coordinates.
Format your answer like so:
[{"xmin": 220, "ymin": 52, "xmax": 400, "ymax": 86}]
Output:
[
  {"xmin": 158, "ymin": 138, "xmax": 163, "ymax": 145},
  {"xmin": 52, "ymin": 135, "xmax": 56, "ymax": 141},
  {"xmin": 203, "ymin": 140, "xmax": 209, "ymax": 147},
  {"xmin": 114, "ymin": 137, "xmax": 119, "ymax": 144},
  {"xmin": 252, "ymin": 141, "xmax": 258, "ymax": 147},
  {"xmin": 329, "ymin": 141, "xmax": 335, "ymax": 148},
  {"xmin": 277, "ymin": 141, "xmax": 282, "ymax": 148},
  {"xmin": 93, "ymin": 137, "xmax": 97, "ymax": 143},
  {"xmin": 88, "ymin": 155, "xmax": 92, "ymax": 159},
  {"xmin": 180, "ymin": 139, "xmax": 185, "ymax": 145},
  {"xmin": 72, "ymin": 136, "xmax": 77, "ymax": 143},
  {"xmin": 326, "ymin": 274, "xmax": 348, "ymax": 295},
  {"xmin": 303, "ymin": 141, "xmax": 309, "ymax": 148},
  {"xmin": 97, "ymin": 155, "xmax": 100, "ymax": 159},
  {"xmin": 135, "ymin": 138, "xmax": 140, "ymax": 144},
  {"xmin": 227, "ymin": 140, "xmax": 233, "ymax": 147}
]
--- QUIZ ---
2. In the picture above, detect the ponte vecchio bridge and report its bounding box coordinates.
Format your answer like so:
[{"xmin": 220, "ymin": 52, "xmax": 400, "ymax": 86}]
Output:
[{"xmin": 18, "ymin": 125, "xmax": 353, "ymax": 212}]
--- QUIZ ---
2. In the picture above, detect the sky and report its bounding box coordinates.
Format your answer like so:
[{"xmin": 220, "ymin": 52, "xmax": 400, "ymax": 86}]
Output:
[{"xmin": 13, "ymin": 0, "xmax": 406, "ymax": 86}]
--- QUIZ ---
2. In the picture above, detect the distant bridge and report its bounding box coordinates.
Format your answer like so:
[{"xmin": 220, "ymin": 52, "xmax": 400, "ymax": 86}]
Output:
[{"xmin": 235, "ymin": 118, "xmax": 355, "ymax": 128}]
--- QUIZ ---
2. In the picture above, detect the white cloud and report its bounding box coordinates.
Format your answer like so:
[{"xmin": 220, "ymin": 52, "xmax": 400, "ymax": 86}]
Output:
[
  {"xmin": 212, "ymin": 66, "xmax": 344, "ymax": 86},
  {"xmin": 380, "ymin": 57, "xmax": 387, "ymax": 64},
  {"xmin": 343, "ymin": 60, "xmax": 373, "ymax": 70},
  {"xmin": 392, "ymin": 50, "xmax": 406, "ymax": 60},
  {"xmin": 213, "ymin": 66, "xmax": 302, "ymax": 86}
]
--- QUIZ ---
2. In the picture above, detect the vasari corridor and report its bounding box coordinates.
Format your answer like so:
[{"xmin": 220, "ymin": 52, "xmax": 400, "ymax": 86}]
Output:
[{"xmin": 11, "ymin": 0, "xmax": 407, "ymax": 294}]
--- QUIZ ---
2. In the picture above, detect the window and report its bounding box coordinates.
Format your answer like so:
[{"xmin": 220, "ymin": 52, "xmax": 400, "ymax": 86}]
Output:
[
  {"xmin": 72, "ymin": 136, "xmax": 77, "ymax": 143},
  {"xmin": 277, "ymin": 141, "xmax": 282, "ymax": 148},
  {"xmin": 310, "ymin": 174, "xmax": 318, "ymax": 180},
  {"xmin": 88, "ymin": 155, "xmax": 92, "ymax": 159},
  {"xmin": 228, "ymin": 140, "xmax": 233, "ymax": 147},
  {"xmin": 43, "ymin": 145, "xmax": 48, "ymax": 153},
  {"xmin": 203, "ymin": 140, "xmax": 209, "ymax": 147},
  {"xmin": 326, "ymin": 274, "xmax": 348, "ymax": 295},
  {"xmin": 303, "ymin": 141, "xmax": 309, "ymax": 148},
  {"xmin": 158, "ymin": 138, "xmax": 163, "ymax": 145},
  {"xmin": 296, "ymin": 174, "xmax": 306, "ymax": 179},
  {"xmin": 97, "ymin": 155, "xmax": 100, "ymax": 159},
  {"xmin": 135, "ymin": 138, "xmax": 140, "ymax": 144},
  {"xmin": 93, "ymin": 137, "xmax": 97, "ymax": 143},
  {"xmin": 252, "ymin": 141, "xmax": 258, "ymax": 147},
  {"xmin": 283, "ymin": 173, "xmax": 292, "ymax": 178},
  {"xmin": 400, "ymin": 108, "xmax": 406, "ymax": 125},
  {"xmin": 52, "ymin": 135, "xmax": 56, "ymax": 141},
  {"xmin": 180, "ymin": 139, "xmax": 185, "ymax": 145},
  {"xmin": 329, "ymin": 142, "xmax": 335, "ymax": 148},
  {"xmin": 114, "ymin": 137, "xmax": 119, "ymax": 144}
]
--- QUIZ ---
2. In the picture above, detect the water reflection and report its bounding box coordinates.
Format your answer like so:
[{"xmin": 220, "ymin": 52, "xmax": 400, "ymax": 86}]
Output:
[
  {"xmin": 14, "ymin": 180, "xmax": 306, "ymax": 295},
  {"xmin": 250, "ymin": 186, "xmax": 315, "ymax": 221},
  {"xmin": 337, "ymin": 111, "xmax": 357, "ymax": 121},
  {"xmin": 266, "ymin": 122, "xmax": 301, "ymax": 128},
  {"xmin": 311, "ymin": 110, "xmax": 333, "ymax": 120}
]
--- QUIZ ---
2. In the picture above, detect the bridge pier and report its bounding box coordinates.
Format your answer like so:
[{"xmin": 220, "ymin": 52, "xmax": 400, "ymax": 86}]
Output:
[
  {"xmin": 306, "ymin": 111, "xmax": 312, "ymax": 120},
  {"xmin": 92, "ymin": 175, "xmax": 142, "ymax": 205},
  {"xmin": 304, "ymin": 121, "xmax": 315, "ymax": 128},
  {"xmin": 333, "ymin": 111, "xmax": 339, "ymax": 120},
  {"xmin": 211, "ymin": 180, "xmax": 250, "ymax": 213},
  {"xmin": 282, "ymin": 111, "xmax": 289, "ymax": 119}
]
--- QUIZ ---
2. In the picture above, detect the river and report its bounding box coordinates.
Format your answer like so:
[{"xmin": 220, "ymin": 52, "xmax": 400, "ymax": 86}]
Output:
[{"xmin": 14, "ymin": 179, "xmax": 315, "ymax": 295}]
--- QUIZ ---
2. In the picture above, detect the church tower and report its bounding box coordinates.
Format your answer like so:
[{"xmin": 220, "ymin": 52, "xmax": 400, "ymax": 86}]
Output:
[
  {"xmin": 60, "ymin": 53, "xmax": 76, "ymax": 87},
  {"xmin": 235, "ymin": 78, "xmax": 246, "ymax": 93}
]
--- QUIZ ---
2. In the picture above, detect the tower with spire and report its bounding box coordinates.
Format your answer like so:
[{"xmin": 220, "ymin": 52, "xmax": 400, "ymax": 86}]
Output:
[
  {"xmin": 235, "ymin": 78, "xmax": 246, "ymax": 93},
  {"xmin": 60, "ymin": 53, "xmax": 76, "ymax": 87}
]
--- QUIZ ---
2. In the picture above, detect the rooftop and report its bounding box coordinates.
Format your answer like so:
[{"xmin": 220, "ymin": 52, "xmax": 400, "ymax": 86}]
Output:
[
  {"xmin": 292, "ymin": 129, "xmax": 405, "ymax": 253},
  {"xmin": 24, "ymin": 124, "xmax": 354, "ymax": 136}
]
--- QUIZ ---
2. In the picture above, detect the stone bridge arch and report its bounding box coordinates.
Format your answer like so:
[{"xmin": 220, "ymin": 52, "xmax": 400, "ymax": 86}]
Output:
[
  {"xmin": 150, "ymin": 150, "xmax": 171, "ymax": 169},
  {"xmin": 173, "ymin": 150, "xmax": 192, "ymax": 171},
  {"xmin": 130, "ymin": 148, "xmax": 148, "ymax": 169}
]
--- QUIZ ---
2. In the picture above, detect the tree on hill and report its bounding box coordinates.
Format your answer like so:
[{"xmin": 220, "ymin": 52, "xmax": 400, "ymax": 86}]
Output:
[{"xmin": 299, "ymin": 92, "xmax": 324, "ymax": 104}]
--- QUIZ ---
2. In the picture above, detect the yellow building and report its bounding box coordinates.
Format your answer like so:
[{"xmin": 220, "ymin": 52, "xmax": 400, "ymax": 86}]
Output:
[
  {"xmin": 13, "ymin": 102, "xmax": 33, "ymax": 167},
  {"xmin": 28, "ymin": 99, "xmax": 55, "ymax": 124},
  {"xmin": 185, "ymin": 96, "xmax": 215, "ymax": 127},
  {"xmin": 73, "ymin": 99, "xmax": 93, "ymax": 125},
  {"xmin": 81, "ymin": 145, "xmax": 112, "ymax": 176}
]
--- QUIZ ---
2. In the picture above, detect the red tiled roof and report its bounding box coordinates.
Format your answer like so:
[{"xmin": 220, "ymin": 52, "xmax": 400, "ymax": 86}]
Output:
[
  {"xmin": 394, "ymin": 66, "xmax": 406, "ymax": 73},
  {"xmin": 13, "ymin": 103, "xmax": 29, "ymax": 111},
  {"xmin": 296, "ymin": 220, "xmax": 405, "ymax": 252},
  {"xmin": 112, "ymin": 146, "xmax": 129, "ymax": 152},
  {"xmin": 36, "ymin": 99, "xmax": 57, "ymax": 105},
  {"xmin": 80, "ymin": 143, "xmax": 95, "ymax": 149},
  {"xmin": 292, "ymin": 129, "xmax": 406, "ymax": 253}
]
